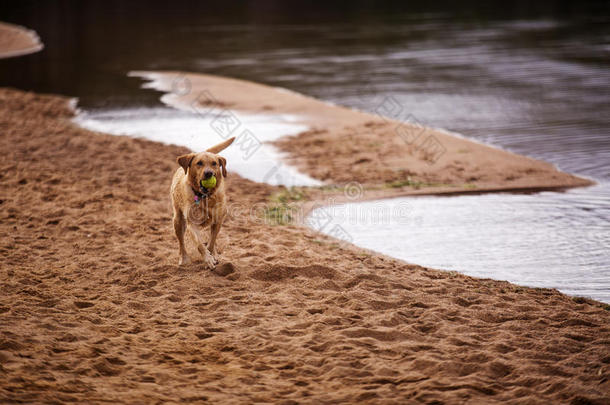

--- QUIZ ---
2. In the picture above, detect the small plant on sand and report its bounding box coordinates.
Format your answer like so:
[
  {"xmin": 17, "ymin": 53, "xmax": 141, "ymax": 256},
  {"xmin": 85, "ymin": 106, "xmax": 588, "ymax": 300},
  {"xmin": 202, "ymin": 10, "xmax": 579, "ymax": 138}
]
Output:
[
  {"xmin": 385, "ymin": 176, "xmax": 424, "ymax": 189},
  {"xmin": 385, "ymin": 176, "xmax": 448, "ymax": 190},
  {"xmin": 263, "ymin": 205, "xmax": 294, "ymax": 226},
  {"xmin": 270, "ymin": 187, "xmax": 308, "ymax": 204},
  {"xmin": 263, "ymin": 187, "xmax": 308, "ymax": 226},
  {"xmin": 317, "ymin": 184, "xmax": 343, "ymax": 193}
]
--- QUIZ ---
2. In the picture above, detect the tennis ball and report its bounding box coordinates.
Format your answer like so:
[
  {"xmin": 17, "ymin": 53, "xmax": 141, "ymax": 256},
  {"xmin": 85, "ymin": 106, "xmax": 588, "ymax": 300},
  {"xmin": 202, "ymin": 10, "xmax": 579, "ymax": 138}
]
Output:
[{"xmin": 200, "ymin": 175, "xmax": 217, "ymax": 189}]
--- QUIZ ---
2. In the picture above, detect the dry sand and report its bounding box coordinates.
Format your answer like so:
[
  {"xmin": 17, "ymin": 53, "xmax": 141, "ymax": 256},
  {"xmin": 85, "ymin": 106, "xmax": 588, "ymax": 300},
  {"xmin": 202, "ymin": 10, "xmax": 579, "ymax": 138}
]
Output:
[
  {"xmin": 1, "ymin": 85, "xmax": 609, "ymax": 404},
  {"xmin": 0, "ymin": 22, "xmax": 43, "ymax": 59}
]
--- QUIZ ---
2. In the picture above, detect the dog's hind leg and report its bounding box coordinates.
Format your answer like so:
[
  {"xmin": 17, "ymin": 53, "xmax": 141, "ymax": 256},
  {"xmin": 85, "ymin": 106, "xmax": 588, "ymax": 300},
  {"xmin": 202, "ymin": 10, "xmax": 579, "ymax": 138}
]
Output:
[{"xmin": 173, "ymin": 210, "xmax": 190, "ymax": 265}]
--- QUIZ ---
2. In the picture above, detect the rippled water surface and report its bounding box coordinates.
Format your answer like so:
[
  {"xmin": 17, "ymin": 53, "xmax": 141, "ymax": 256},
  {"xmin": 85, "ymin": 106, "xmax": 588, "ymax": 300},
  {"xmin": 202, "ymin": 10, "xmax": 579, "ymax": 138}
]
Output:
[
  {"xmin": 2, "ymin": 2, "xmax": 609, "ymax": 300},
  {"xmin": 312, "ymin": 186, "xmax": 610, "ymax": 302}
]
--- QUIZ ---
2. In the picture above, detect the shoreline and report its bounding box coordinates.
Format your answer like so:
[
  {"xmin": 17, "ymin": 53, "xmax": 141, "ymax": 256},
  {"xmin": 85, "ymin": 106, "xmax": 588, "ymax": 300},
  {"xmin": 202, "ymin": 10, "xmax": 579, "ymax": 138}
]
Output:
[
  {"xmin": 130, "ymin": 70, "xmax": 597, "ymax": 226},
  {"xmin": 0, "ymin": 22, "xmax": 43, "ymax": 59},
  {"xmin": 1, "ymin": 86, "xmax": 609, "ymax": 403},
  {"xmin": 132, "ymin": 71, "xmax": 594, "ymax": 197},
  {"xmin": 73, "ymin": 73, "xmax": 607, "ymax": 301}
]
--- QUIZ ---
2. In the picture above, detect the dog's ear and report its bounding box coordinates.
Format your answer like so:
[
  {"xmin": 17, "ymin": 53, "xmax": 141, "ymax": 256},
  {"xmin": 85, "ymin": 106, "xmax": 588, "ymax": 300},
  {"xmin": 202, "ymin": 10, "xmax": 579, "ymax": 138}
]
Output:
[
  {"xmin": 207, "ymin": 137, "xmax": 235, "ymax": 154},
  {"xmin": 218, "ymin": 156, "xmax": 227, "ymax": 177},
  {"xmin": 177, "ymin": 153, "xmax": 195, "ymax": 174}
]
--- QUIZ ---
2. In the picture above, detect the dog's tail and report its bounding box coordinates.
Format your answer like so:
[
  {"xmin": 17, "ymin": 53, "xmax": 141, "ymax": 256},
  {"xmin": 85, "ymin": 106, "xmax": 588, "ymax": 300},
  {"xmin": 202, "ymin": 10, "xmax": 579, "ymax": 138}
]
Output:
[{"xmin": 207, "ymin": 137, "xmax": 235, "ymax": 153}]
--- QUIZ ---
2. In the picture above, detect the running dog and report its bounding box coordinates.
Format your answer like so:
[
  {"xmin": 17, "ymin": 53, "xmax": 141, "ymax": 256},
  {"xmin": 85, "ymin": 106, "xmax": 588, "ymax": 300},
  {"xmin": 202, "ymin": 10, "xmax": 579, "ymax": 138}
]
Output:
[{"xmin": 170, "ymin": 137, "xmax": 235, "ymax": 268}]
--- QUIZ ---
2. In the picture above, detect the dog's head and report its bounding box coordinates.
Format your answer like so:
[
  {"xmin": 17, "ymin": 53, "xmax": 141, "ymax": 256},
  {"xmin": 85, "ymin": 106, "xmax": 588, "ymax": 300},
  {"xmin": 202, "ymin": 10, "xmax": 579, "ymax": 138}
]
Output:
[{"xmin": 177, "ymin": 137, "xmax": 235, "ymax": 195}]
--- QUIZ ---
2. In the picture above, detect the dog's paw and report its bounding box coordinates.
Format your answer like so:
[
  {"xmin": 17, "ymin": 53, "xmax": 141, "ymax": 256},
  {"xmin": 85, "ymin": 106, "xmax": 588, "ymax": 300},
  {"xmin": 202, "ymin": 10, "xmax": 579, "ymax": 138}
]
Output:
[
  {"xmin": 203, "ymin": 253, "xmax": 217, "ymax": 270},
  {"xmin": 179, "ymin": 255, "xmax": 191, "ymax": 266}
]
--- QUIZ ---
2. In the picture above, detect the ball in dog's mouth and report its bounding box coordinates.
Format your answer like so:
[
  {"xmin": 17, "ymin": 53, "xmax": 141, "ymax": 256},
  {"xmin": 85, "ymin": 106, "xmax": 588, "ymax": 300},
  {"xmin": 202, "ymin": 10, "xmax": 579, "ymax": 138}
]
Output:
[{"xmin": 200, "ymin": 176, "xmax": 217, "ymax": 189}]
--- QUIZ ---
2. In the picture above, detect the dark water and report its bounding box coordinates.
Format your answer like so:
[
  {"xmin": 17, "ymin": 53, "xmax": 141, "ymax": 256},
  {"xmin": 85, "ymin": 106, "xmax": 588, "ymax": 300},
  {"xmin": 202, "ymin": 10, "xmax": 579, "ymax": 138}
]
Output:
[
  {"xmin": 2, "ymin": 1, "xmax": 609, "ymax": 178},
  {"xmin": 2, "ymin": 1, "xmax": 609, "ymax": 300}
]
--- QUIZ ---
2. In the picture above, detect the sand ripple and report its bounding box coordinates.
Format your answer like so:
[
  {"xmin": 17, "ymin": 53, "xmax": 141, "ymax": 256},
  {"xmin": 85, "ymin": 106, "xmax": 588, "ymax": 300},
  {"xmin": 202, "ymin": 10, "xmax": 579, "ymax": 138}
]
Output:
[{"xmin": 1, "ymin": 89, "xmax": 609, "ymax": 404}]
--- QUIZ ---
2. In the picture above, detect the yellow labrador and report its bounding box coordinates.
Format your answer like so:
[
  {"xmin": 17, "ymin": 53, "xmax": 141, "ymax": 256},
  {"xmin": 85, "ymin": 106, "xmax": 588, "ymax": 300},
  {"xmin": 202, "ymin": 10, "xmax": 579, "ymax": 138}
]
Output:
[{"xmin": 170, "ymin": 137, "xmax": 235, "ymax": 268}]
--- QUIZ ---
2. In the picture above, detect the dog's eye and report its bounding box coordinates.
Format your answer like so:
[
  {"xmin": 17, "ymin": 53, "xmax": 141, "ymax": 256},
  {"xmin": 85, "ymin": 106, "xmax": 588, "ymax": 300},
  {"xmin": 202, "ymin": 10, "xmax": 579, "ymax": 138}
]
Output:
[
  {"xmin": 211, "ymin": 161, "xmax": 217, "ymax": 166},
  {"xmin": 197, "ymin": 161, "xmax": 203, "ymax": 166}
]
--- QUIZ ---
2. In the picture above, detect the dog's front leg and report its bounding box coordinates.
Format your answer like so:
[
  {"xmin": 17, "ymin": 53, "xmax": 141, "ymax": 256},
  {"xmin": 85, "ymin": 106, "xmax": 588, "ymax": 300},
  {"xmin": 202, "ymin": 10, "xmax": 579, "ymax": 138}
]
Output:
[
  {"xmin": 190, "ymin": 225, "xmax": 217, "ymax": 269},
  {"xmin": 207, "ymin": 221, "xmax": 222, "ymax": 261},
  {"xmin": 173, "ymin": 210, "xmax": 190, "ymax": 265}
]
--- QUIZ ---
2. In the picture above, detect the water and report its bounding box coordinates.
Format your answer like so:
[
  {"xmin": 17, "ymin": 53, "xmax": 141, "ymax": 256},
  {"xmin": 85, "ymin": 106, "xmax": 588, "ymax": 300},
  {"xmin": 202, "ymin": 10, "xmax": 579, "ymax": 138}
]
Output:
[
  {"xmin": 312, "ymin": 186, "xmax": 610, "ymax": 302},
  {"xmin": 1, "ymin": 2, "xmax": 609, "ymax": 300}
]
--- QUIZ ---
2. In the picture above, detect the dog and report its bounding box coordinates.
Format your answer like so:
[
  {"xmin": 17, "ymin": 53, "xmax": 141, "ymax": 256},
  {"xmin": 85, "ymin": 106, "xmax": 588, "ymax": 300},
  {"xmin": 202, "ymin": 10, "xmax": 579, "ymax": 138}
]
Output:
[{"xmin": 170, "ymin": 137, "xmax": 235, "ymax": 268}]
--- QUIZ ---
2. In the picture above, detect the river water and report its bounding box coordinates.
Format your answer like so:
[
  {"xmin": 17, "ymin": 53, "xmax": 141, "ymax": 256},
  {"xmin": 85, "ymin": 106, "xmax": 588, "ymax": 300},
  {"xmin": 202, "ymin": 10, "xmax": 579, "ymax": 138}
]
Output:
[{"xmin": 1, "ymin": 2, "xmax": 608, "ymax": 301}]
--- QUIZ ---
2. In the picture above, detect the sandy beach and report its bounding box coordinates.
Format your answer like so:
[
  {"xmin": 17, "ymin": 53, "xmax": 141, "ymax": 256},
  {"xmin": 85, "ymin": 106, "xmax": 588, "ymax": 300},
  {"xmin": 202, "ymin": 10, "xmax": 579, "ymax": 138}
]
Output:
[
  {"xmin": 1, "ymin": 16, "xmax": 609, "ymax": 403},
  {"xmin": 0, "ymin": 22, "xmax": 43, "ymax": 59},
  {"xmin": 1, "ymin": 81, "xmax": 609, "ymax": 405}
]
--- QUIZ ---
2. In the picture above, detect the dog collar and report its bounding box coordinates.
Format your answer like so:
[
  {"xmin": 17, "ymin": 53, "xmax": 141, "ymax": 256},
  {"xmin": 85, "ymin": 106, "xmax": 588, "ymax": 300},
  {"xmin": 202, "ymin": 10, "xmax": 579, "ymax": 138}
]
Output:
[{"xmin": 192, "ymin": 186, "xmax": 211, "ymax": 205}]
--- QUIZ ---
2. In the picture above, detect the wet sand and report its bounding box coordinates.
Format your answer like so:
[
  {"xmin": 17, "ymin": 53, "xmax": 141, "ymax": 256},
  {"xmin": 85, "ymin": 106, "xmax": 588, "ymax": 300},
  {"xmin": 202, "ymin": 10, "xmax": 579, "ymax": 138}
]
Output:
[
  {"xmin": 0, "ymin": 22, "xmax": 43, "ymax": 59},
  {"xmin": 1, "ymin": 85, "xmax": 609, "ymax": 404}
]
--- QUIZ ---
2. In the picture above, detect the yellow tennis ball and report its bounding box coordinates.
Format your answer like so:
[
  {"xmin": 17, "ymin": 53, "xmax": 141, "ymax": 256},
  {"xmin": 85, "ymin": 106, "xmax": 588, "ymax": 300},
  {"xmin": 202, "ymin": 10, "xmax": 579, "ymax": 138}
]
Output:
[{"xmin": 200, "ymin": 176, "xmax": 217, "ymax": 189}]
